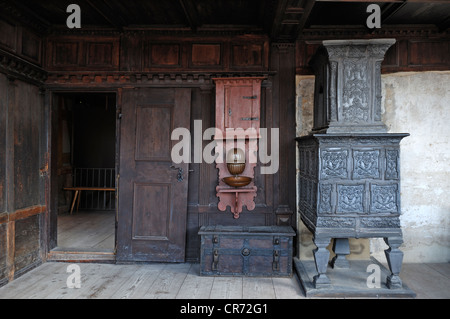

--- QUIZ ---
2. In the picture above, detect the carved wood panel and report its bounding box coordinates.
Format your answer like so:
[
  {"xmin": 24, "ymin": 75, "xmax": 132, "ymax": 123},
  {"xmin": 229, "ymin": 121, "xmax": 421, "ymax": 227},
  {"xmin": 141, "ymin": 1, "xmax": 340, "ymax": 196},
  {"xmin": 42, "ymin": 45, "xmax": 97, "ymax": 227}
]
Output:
[
  {"xmin": 408, "ymin": 40, "xmax": 449, "ymax": 67},
  {"xmin": 0, "ymin": 20, "xmax": 16, "ymax": 52},
  {"xmin": 46, "ymin": 37, "xmax": 120, "ymax": 71},
  {"xmin": 53, "ymin": 42, "xmax": 79, "ymax": 67},
  {"xmin": 147, "ymin": 43, "xmax": 181, "ymax": 68},
  {"xmin": 21, "ymin": 29, "xmax": 41, "ymax": 64},
  {"xmin": 45, "ymin": 34, "xmax": 269, "ymax": 73},
  {"xmin": 231, "ymin": 42, "xmax": 266, "ymax": 68},
  {"xmin": 0, "ymin": 20, "xmax": 42, "ymax": 66},
  {"xmin": 190, "ymin": 43, "xmax": 222, "ymax": 68}
]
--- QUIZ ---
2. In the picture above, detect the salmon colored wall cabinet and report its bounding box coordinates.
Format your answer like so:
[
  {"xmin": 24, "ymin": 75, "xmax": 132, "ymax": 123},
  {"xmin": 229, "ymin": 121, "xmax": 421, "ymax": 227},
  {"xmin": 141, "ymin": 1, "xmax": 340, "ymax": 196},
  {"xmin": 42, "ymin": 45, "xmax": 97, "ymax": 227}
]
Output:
[{"xmin": 213, "ymin": 77, "xmax": 264, "ymax": 137}]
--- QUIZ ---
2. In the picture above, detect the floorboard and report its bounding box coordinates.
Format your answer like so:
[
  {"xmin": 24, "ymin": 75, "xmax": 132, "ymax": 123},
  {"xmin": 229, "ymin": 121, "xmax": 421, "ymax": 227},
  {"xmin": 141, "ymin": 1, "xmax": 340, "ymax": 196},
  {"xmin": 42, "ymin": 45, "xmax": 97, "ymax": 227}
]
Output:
[
  {"xmin": 243, "ymin": 277, "xmax": 276, "ymax": 299},
  {"xmin": 176, "ymin": 264, "xmax": 214, "ymax": 299},
  {"xmin": 57, "ymin": 210, "xmax": 115, "ymax": 251},
  {"xmin": 109, "ymin": 263, "xmax": 164, "ymax": 299},
  {"xmin": 143, "ymin": 263, "xmax": 192, "ymax": 299},
  {"xmin": 209, "ymin": 276, "xmax": 243, "ymax": 299},
  {"xmin": 399, "ymin": 263, "xmax": 450, "ymax": 299},
  {"xmin": 0, "ymin": 261, "xmax": 448, "ymax": 299},
  {"xmin": 272, "ymin": 276, "xmax": 303, "ymax": 299}
]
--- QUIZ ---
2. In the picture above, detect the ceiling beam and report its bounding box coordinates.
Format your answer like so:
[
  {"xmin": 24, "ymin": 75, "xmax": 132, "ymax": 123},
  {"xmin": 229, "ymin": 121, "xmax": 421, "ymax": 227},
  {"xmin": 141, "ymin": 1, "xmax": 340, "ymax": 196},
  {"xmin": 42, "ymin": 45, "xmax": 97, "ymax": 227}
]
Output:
[
  {"xmin": 294, "ymin": 0, "xmax": 316, "ymax": 37},
  {"xmin": 271, "ymin": 0, "xmax": 290, "ymax": 40},
  {"xmin": 271, "ymin": 0, "xmax": 315, "ymax": 42},
  {"xmin": 179, "ymin": 0, "xmax": 200, "ymax": 32}
]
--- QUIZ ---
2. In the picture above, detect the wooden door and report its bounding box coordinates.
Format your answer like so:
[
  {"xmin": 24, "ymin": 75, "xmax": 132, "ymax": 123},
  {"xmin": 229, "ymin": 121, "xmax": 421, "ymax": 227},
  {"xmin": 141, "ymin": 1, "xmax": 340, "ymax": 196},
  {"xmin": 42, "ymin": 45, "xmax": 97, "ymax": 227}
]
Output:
[{"xmin": 116, "ymin": 88, "xmax": 191, "ymax": 262}]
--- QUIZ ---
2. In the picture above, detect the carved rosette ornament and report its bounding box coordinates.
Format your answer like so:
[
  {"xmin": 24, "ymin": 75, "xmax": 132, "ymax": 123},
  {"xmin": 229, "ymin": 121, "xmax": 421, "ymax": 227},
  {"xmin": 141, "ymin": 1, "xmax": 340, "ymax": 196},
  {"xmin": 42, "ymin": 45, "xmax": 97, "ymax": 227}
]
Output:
[{"xmin": 296, "ymin": 39, "xmax": 409, "ymax": 290}]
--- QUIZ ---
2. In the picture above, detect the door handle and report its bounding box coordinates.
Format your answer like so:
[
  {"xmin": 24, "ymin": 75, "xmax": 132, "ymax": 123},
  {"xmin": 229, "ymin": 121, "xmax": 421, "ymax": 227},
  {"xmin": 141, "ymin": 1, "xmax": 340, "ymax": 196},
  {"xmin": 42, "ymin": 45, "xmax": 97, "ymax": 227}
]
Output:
[{"xmin": 170, "ymin": 165, "xmax": 184, "ymax": 182}]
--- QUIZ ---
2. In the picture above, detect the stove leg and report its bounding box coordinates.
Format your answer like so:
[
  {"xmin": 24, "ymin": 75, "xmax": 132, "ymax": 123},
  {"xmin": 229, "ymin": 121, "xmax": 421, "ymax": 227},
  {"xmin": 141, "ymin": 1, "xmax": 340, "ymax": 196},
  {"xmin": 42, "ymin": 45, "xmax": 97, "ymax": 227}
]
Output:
[
  {"xmin": 330, "ymin": 238, "xmax": 350, "ymax": 269},
  {"xmin": 313, "ymin": 236, "xmax": 331, "ymax": 288},
  {"xmin": 384, "ymin": 236, "xmax": 404, "ymax": 289}
]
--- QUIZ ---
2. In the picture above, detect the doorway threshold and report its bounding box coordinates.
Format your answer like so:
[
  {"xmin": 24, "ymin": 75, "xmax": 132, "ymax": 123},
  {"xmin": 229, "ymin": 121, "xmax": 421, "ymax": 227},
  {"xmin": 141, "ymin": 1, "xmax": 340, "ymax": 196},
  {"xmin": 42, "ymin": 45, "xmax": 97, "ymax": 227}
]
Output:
[{"xmin": 48, "ymin": 247, "xmax": 116, "ymax": 263}]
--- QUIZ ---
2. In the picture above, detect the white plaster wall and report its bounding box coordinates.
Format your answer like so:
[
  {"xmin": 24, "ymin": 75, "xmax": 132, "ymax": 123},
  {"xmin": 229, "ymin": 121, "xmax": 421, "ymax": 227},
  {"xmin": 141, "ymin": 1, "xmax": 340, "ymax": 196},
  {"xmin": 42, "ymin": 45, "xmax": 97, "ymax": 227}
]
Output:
[
  {"xmin": 373, "ymin": 71, "xmax": 450, "ymax": 263},
  {"xmin": 296, "ymin": 71, "xmax": 450, "ymax": 263}
]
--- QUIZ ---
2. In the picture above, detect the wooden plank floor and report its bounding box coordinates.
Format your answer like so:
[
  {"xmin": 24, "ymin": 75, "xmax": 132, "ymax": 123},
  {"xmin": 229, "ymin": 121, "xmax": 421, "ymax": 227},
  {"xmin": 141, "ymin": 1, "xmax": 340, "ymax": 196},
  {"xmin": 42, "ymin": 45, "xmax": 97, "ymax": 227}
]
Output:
[
  {"xmin": 0, "ymin": 262, "xmax": 302, "ymax": 299},
  {"xmin": 0, "ymin": 261, "xmax": 448, "ymax": 299},
  {"xmin": 57, "ymin": 210, "xmax": 115, "ymax": 251}
]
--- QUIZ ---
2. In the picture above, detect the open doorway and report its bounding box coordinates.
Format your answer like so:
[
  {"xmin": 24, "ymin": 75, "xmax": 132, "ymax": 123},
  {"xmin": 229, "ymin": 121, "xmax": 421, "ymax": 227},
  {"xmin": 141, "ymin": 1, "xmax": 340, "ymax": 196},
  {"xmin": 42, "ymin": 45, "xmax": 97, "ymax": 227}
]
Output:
[{"xmin": 52, "ymin": 92, "xmax": 117, "ymax": 255}]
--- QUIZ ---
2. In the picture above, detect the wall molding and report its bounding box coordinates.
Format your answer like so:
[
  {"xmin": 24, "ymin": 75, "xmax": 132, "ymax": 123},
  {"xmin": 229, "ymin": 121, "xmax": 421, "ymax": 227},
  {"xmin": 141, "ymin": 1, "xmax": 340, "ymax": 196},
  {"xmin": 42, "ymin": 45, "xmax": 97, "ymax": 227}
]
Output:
[
  {"xmin": 0, "ymin": 49, "xmax": 47, "ymax": 85},
  {"xmin": 45, "ymin": 71, "xmax": 275, "ymax": 88}
]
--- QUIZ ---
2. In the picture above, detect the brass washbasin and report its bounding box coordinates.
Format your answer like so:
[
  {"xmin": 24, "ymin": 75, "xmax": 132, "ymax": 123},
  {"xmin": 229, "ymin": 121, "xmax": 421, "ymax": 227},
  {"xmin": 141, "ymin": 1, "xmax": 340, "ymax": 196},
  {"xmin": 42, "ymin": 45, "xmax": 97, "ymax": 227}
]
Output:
[{"xmin": 222, "ymin": 176, "xmax": 252, "ymax": 187}]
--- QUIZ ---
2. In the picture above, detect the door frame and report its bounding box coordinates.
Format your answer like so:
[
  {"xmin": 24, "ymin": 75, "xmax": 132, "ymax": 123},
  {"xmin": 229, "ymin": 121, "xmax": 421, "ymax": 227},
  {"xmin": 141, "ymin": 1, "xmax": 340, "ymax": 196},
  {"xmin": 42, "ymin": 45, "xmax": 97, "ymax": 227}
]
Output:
[{"xmin": 46, "ymin": 88, "xmax": 119, "ymax": 260}]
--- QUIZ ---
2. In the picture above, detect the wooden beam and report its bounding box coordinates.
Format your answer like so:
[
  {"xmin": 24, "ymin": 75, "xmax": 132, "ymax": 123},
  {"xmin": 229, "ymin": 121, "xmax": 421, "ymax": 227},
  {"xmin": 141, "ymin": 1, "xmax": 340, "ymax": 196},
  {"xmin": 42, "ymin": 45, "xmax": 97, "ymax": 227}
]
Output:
[
  {"xmin": 6, "ymin": 220, "xmax": 14, "ymax": 282},
  {"xmin": 271, "ymin": 0, "xmax": 289, "ymax": 40},
  {"xmin": 295, "ymin": 0, "xmax": 316, "ymax": 37},
  {"xmin": 179, "ymin": 0, "xmax": 200, "ymax": 32},
  {"xmin": 271, "ymin": 0, "xmax": 313, "ymax": 41},
  {"xmin": 8, "ymin": 205, "xmax": 46, "ymax": 222}
]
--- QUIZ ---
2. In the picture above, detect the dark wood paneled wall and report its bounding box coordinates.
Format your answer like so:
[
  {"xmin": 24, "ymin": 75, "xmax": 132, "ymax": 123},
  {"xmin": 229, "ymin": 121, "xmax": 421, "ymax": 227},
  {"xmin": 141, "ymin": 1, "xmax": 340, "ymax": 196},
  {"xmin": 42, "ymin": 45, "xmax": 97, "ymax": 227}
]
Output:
[
  {"xmin": 0, "ymin": 72, "xmax": 46, "ymax": 287},
  {"xmin": 42, "ymin": 32, "xmax": 297, "ymax": 261},
  {"xmin": 0, "ymin": 16, "xmax": 47, "ymax": 285},
  {"xmin": 296, "ymin": 27, "xmax": 450, "ymax": 75},
  {"xmin": 45, "ymin": 34, "xmax": 269, "ymax": 73},
  {"xmin": 0, "ymin": 17, "xmax": 43, "ymax": 67}
]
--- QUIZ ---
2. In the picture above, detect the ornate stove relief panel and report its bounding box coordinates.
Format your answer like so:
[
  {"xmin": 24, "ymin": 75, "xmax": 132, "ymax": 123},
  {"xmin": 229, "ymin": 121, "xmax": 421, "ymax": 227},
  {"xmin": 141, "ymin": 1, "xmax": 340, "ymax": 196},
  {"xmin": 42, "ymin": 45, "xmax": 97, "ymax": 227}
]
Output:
[
  {"xmin": 352, "ymin": 149, "xmax": 380, "ymax": 179},
  {"xmin": 337, "ymin": 184, "xmax": 365, "ymax": 213},
  {"xmin": 318, "ymin": 183, "xmax": 332, "ymax": 214},
  {"xmin": 385, "ymin": 149, "xmax": 400, "ymax": 180},
  {"xmin": 299, "ymin": 145, "xmax": 318, "ymax": 178},
  {"xmin": 317, "ymin": 217, "xmax": 356, "ymax": 228},
  {"xmin": 360, "ymin": 217, "xmax": 400, "ymax": 228},
  {"xmin": 342, "ymin": 59, "xmax": 370, "ymax": 123},
  {"xmin": 370, "ymin": 184, "xmax": 399, "ymax": 214},
  {"xmin": 320, "ymin": 149, "xmax": 348, "ymax": 179}
]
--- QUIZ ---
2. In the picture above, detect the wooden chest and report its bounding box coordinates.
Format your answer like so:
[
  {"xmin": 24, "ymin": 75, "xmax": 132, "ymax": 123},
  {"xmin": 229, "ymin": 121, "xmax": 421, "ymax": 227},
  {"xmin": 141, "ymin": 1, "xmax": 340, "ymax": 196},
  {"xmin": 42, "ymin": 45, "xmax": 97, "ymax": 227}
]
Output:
[{"xmin": 198, "ymin": 225, "xmax": 295, "ymax": 277}]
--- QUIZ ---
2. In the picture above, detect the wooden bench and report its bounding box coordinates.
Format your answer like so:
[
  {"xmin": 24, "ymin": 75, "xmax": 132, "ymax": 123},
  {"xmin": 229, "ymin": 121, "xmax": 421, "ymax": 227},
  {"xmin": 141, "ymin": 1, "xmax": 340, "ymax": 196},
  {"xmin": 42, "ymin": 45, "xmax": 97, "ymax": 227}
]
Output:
[{"xmin": 63, "ymin": 187, "xmax": 115, "ymax": 214}]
